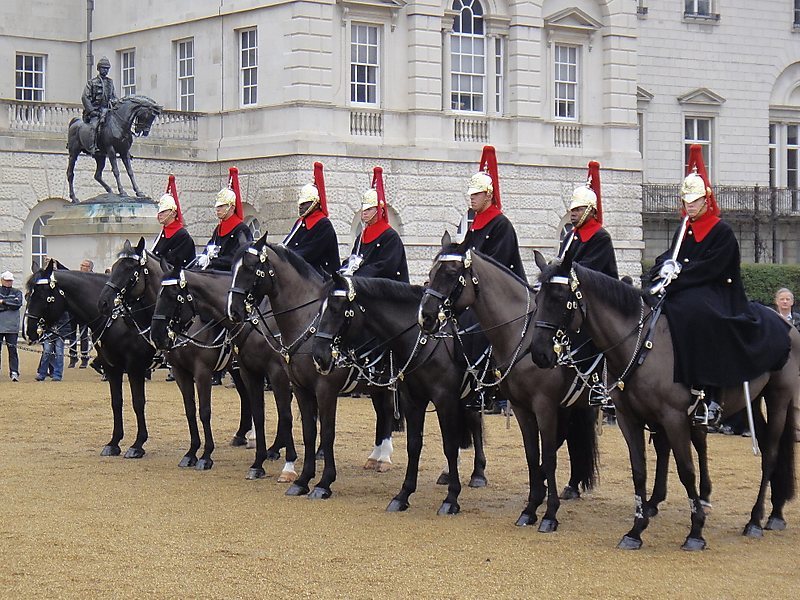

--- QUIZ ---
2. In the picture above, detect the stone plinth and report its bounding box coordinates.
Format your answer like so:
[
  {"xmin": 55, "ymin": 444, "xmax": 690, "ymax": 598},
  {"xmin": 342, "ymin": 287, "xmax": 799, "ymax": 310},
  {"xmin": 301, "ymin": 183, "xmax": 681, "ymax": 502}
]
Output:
[{"xmin": 42, "ymin": 193, "xmax": 160, "ymax": 271}]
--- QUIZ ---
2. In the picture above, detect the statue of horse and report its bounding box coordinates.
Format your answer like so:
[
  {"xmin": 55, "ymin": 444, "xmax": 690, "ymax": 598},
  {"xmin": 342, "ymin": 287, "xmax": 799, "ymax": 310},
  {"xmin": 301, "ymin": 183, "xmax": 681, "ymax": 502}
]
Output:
[
  {"xmin": 66, "ymin": 95, "xmax": 162, "ymax": 203},
  {"xmin": 530, "ymin": 251, "xmax": 799, "ymax": 550},
  {"xmin": 312, "ymin": 272, "xmax": 487, "ymax": 515}
]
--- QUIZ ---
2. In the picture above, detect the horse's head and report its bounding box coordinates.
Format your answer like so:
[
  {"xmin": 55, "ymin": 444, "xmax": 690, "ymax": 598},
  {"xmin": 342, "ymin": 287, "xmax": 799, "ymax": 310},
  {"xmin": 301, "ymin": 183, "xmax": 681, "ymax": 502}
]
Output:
[
  {"xmin": 24, "ymin": 259, "xmax": 67, "ymax": 343},
  {"xmin": 99, "ymin": 238, "xmax": 151, "ymax": 316},
  {"xmin": 151, "ymin": 267, "xmax": 196, "ymax": 350},
  {"xmin": 312, "ymin": 273, "xmax": 363, "ymax": 375},
  {"xmin": 228, "ymin": 233, "xmax": 275, "ymax": 323},
  {"xmin": 418, "ymin": 231, "xmax": 477, "ymax": 334},
  {"xmin": 123, "ymin": 95, "xmax": 162, "ymax": 137},
  {"xmin": 529, "ymin": 250, "xmax": 583, "ymax": 369}
]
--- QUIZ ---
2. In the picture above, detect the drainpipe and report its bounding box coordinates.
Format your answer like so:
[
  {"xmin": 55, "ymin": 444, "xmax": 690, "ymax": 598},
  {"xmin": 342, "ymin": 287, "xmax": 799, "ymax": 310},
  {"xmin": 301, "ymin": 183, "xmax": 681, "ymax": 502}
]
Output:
[{"xmin": 86, "ymin": 0, "xmax": 95, "ymax": 80}]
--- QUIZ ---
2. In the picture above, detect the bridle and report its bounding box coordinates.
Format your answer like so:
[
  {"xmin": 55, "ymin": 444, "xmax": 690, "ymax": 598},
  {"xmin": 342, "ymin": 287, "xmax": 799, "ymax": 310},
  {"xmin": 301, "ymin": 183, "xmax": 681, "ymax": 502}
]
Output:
[
  {"xmin": 314, "ymin": 276, "xmax": 362, "ymax": 374},
  {"xmin": 152, "ymin": 269, "xmax": 199, "ymax": 346},
  {"xmin": 228, "ymin": 244, "xmax": 274, "ymax": 318},
  {"xmin": 104, "ymin": 253, "xmax": 152, "ymax": 335},
  {"xmin": 533, "ymin": 267, "xmax": 587, "ymax": 356},
  {"xmin": 420, "ymin": 250, "xmax": 479, "ymax": 328}
]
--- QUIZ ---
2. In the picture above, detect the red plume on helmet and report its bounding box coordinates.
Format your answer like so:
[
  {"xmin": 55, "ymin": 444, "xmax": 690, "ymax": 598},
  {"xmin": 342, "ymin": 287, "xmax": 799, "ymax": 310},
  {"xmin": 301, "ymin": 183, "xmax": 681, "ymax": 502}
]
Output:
[
  {"xmin": 165, "ymin": 174, "xmax": 184, "ymax": 225},
  {"xmin": 313, "ymin": 161, "xmax": 329, "ymax": 216},
  {"xmin": 228, "ymin": 166, "xmax": 244, "ymax": 220},
  {"xmin": 686, "ymin": 144, "xmax": 720, "ymax": 216},
  {"xmin": 478, "ymin": 145, "xmax": 501, "ymax": 209},
  {"xmin": 372, "ymin": 166, "xmax": 389, "ymax": 224},
  {"xmin": 587, "ymin": 160, "xmax": 602, "ymax": 224}
]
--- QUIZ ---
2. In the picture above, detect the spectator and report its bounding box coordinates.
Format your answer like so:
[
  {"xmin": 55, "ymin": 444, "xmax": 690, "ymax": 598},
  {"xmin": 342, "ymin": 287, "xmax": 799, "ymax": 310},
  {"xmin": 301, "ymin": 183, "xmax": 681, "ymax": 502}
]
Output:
[
  {"xmin": 36, "ymin": 311, "xmax": 70, "ymax": 382},
  {"xmin": 0, "ymin": 271, "xmax": 22, "ymax": 382},
  {"xmin": 67, "ymin": 259, "xmax": 93, "ymax": 368},
  {"xmin": 773, "ymin": 288, "xmax": 800, "ymax": 330}
]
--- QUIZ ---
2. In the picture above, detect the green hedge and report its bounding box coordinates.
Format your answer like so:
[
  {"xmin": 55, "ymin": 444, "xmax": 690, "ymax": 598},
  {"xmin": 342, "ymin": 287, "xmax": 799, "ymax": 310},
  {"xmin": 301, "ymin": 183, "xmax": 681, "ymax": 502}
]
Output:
[{"xmin": 641, "ymin": 261, "xmax": 800, "ymax": 305}]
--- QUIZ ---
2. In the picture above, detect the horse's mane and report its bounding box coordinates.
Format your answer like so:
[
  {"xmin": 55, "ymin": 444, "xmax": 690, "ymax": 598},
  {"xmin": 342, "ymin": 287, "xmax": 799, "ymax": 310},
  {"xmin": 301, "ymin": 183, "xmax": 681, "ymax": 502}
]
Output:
[
  {"xmin": 538, "ymin": 260, "xmax": 644, "ymax": 315},
  {"xmin": 26, "ymin": 269, "xmax": 107, "ymax": 294},
  {"xmin": 120, "ymin": 94, "xmax": 161, "ymax": 111},
  {"xmin": 352, "ymin": 277, "xmax": 423, "ymax": 304},
  {"xmin": 266, "ymin": 243, "xmax": 323, "ymax": 284}
]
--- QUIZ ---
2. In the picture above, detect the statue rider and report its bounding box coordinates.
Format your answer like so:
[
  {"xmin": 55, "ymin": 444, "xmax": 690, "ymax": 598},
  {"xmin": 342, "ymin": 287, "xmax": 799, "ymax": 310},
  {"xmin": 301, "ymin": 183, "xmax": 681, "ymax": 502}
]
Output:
[{"xmin": 81, "ymin": 56, "xmax": 117, "ymax": 155}]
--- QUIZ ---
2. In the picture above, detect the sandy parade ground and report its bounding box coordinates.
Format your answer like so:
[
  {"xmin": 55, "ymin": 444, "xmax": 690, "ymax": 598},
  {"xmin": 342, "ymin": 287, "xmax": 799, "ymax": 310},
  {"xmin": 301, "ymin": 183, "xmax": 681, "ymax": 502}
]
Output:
[{"xmin": 1, "ymin": 349, "xmax": 799, "ymax": 599}]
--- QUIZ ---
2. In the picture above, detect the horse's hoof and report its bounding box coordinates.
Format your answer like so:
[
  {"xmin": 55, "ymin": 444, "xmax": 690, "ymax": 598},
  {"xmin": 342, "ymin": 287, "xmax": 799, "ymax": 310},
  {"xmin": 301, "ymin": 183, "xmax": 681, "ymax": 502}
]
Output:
[
  {"xmin": 363, "ymin": 458, "xmax": 378, "ymax": 470},
  {"xmin": 643, "ymin": 504, "xmax": 659, "ymax": 519},
  {"xmin": 178, "ymin": 455, "xmax": 197, "ymax": 468},
  {"xmin": 437, "ymin": 501, "xmax": 460, "ymax": 516},
  {"xmin": 515, "ymin": 512, "xmax": 537, "ymax": 527},
  {"xmin": 376, "ymin": 461, "xmax": 391, "ymax": 473},
  {"xmin": 560, "ymin": 485, "xmax": 580, "ymax": 500},
  {"xmin": 195, "ymin": 458, "xmax": 213, "ymax": 471},
  {"xmin": 469, "ymin": 475, "xmax": 487, "ymax": 488},
  {"xmin": 285, "ymin": 483, "xmax": 310, "ymax": 497},
  {"xmin": 277, "ymin": 470, "xmax": 298, "ymax": 483},
  {"xmin": 135, "ymin": 191, "xmax": 147, "ymax": 198},
  {"xmin": 315, "ymin": 449, "xmax": 325, "ymax": 461},
  {"xmin": 435, "ymin": 472, "xmax": 450, "ymax": 486},
  {"xmin": 681, "ymin": 536, "xmax": 706, "ymax": 551},
  {"xmin": 538, "ymin": 518, "xmax": 559, "ymax": 533},
  {"xmin": 230, "ymin": 435, "xmax": 247, "ymax": 447},
  {"xmin": 266, "ymin": 449, "xmax": 282, "ymax": 461},
  {"xmin": 246, "ymin": 467, "xmax": 266, "ymax": 480},
  {"xmin": 386, "ymin": 498, "xmax": 410, "ymax": 512},
  {"xmin": 100, "ymin": 445, "xmax": 121, "ymax": 457},
  {"xmin": 765, "ymin": 517, "xmax": 787, "ymax": 531},
  {"xmin": 308, "ymin": 486, "xmax": 332, "ymax": 500},
  {"xmin": 617, "ymin": 535, "xmax": 643, "ymax": 550},
  {"xmin": 124, "ymin": 447, "xmax": 145, "ymax": 459},
  {"xmin": 743, "ymin": 523, "xmax": 764, "ymax": 538}
]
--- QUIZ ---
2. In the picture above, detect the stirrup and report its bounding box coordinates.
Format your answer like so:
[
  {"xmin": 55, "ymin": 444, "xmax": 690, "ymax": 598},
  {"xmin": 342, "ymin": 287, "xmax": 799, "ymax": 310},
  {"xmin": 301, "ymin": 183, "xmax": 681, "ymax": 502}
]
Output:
[
  {"xmin": 693, "ymin": 401, "xmax": 709, "ymax": 426},
  {"xmin": 588, "ymin": 388, "xmax": 609, "ymax": 407}
]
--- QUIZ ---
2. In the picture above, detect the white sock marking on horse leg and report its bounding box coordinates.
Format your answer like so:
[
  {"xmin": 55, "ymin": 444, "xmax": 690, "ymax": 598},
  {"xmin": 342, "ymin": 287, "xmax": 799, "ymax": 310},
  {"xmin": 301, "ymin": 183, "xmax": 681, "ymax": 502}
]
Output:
[
  {"xmin": 368, "ymin": 445, "xmax": 381, "ymax": 461},
  {"xmin": 282, "ymin": 461, "xmax": 297, "ymax": 475},
  {"xmin": 377, "ymin": 438, "xmax": 393, "ymax": 463}
]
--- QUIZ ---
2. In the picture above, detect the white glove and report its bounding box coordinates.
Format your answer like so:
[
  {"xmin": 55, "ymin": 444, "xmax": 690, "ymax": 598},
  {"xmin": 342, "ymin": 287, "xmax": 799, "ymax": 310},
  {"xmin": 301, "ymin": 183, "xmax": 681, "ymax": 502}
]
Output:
[
  {"xmin": 340, "ymin": 254, "xmax": 363, "ymax": 277},
  {"xmin": 196, "ymin": 254, "xmax": 210, "ymax": 269},
  {"xmin": 206, "ymin": 244, "xmax": 220, "ymax": 259},
  {"xmin": 658, "ymin": 259, "xmax": 682, "ymax": 281}
]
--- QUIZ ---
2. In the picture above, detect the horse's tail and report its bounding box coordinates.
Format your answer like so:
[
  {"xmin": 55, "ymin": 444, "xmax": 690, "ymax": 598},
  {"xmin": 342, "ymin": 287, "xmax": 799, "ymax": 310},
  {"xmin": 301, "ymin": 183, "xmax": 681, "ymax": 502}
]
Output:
[
  {"xmin": 771, "ymin": 395, "xmax": 797, "ymax": 503},
  {"xmin": 564, "ymin": 404, "xmax": 601, "ymax": 492}
]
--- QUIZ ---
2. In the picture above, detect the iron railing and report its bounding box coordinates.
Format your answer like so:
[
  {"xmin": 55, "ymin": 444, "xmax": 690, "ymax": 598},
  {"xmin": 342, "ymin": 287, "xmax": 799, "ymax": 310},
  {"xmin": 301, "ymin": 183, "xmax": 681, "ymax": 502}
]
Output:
[{"xmin": 642, "ymin": 184, "xmax": 800, "ymax": 217}]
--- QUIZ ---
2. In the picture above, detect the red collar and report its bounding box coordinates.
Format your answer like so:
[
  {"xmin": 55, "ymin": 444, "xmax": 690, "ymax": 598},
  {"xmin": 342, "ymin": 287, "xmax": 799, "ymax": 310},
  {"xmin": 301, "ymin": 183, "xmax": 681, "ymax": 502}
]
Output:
[
  {"xmin": 575, "ymin": 218, "xmax": 601, "ymax": 242},
  {"xmin": 217, "ymin": 214, "xmax": 243, "ymax": 237},
  {"xmin": 688, "ymin": 211, "xmax": 720, "ymax": 242},
  {"xmin": 362, "ymin": 221, "xmax": 391, "ymax": 244},
  {"xmin": 162, "ymin": 220, "xmax": 183, "ymax": 239},
  {"xmin": 303, "ymin": 210, "xmax": 325, "ymax": 230},
  {"xmin": 471, "ymin": 205, "xmax": 502, "ymax": 231}
]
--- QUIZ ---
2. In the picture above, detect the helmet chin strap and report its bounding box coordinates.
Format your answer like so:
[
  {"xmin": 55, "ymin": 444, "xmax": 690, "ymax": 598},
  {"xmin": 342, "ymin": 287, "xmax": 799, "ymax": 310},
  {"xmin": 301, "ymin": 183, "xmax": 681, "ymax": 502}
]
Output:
[
  {"xmin": 575, "ymin": 205, "xmax": 593, "ymax": 229},
  {"xmin": 299, "ymin": 199, "xmax": 320, "ymax": 219}
]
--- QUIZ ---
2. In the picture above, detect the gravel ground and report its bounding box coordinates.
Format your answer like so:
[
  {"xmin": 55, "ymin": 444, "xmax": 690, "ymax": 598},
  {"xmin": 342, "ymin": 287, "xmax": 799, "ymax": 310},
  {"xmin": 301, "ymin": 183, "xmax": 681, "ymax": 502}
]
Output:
[{"xmin": 1, "ymin": 350, "xmax": 799, "ymax": 599}]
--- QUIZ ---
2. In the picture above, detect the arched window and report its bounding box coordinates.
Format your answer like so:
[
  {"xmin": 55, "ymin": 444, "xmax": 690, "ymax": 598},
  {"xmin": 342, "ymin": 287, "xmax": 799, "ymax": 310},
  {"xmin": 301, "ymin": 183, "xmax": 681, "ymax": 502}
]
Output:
[
  {"xmin": 451, "ymin": 0, "xmax": 485, "ymax": 113},
  {"xmin": 31, "ymin": 214, "xmax": 51, "ymax": 268},
  {"xmin": 246, "ymin": 216, "xmax": 262, "ymax": 239}
]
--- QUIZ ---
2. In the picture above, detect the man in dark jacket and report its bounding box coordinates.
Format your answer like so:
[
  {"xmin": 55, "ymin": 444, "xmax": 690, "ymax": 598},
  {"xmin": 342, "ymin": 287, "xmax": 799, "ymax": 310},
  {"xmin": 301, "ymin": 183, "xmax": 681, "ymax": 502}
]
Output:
[
  {"xmin": 196, "ymin": 167, "xmax": 253, "ymax": 272},
  {"xmin": 152, "ymin": 176, "xmax": 196, "ymax": 269},
  {"xmin": 81, "ymin": 56, "xmax": 117, "ymax": 155},
  {"xmin": 342, "ymin": 167, "xmax": 409, "ymax": 282},
  {"xmin": 283, "ymin": 162, "xmax": 340, "ymax": 278},
  {"xmin": 0, "ymin": 271, "xmax": 22, "ymax": 381},
  {"xmin": 649, "ymin": 145, "xmax": 791, "ymax": 425}
]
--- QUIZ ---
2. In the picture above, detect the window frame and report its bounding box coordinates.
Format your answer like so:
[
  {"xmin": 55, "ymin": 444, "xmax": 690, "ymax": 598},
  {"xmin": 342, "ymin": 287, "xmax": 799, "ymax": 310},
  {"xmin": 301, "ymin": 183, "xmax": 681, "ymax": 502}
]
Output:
[
  {"xmin": 120, "ymin": 49, "xmax": 136, "ymax": 97},
  {"xmin": 450, "ymin": 0, "xmax": 487, "ymax": 114},
  {"xmin": 15, "ymin": 53, "xmax": 45, "ymax": 102},
  {"xmin": 239, "ymin": 27, "xmax": 258, "ymax": 107},
  {"xmin": 176, "ymin": 38, "xmax": 195, "ymax": 112},
  {"xmin": 684, "ymin": 116, "xmax": 714, "ymax": 179},
  {"xmin": 795, "ymin": 0, "xmax": 800, "ymax": 28},
  {"xmin": 553, "ymin": 43, "xmax": 579, "ymax": 121},
  {"xmin": 684, "ymin": 0, "xmax": 720, "ymax": 21},
  {"xmin": 349, "ymin": 22, "xmax": 381, "ymax": 107}
]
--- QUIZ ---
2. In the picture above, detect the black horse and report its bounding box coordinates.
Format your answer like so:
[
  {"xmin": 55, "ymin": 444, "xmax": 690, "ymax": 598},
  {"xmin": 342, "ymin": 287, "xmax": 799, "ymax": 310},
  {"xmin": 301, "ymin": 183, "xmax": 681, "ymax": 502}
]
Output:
[
  {"xmin": 417, "ymin": 234, "xmax": 601, "ymax": 531},
  {"xmin": 227, "ymin": 237, "xmax": 399, "ymax": 500},
  {"xmin": 66, "ymin": 95, "xmax": 161, "ymax": 202},
  {"xmin": 25, "ymin": 260, "xmax": 154, "ymax": 458},
  {"xmin": 142, "ymin": 260, "xmax": 298, "ymax": 481},
  {"xmin": 530, "ymin": 251, "xmax": 799, "ymax": 549},
  {"xmin": 98, "ymin": 239, "xmax": 296, "ymax": 478},
  {"xmin": 312, "ymin": 272, "xmax": 486, "ymax": 514}
]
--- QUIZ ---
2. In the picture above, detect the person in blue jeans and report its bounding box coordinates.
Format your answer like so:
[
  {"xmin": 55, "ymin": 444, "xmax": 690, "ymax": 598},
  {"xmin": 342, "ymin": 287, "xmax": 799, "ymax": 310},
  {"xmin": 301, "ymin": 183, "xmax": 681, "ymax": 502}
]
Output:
[{"xmin": 36, "ymin": 312, "xmax": 70, "ymax": 381}]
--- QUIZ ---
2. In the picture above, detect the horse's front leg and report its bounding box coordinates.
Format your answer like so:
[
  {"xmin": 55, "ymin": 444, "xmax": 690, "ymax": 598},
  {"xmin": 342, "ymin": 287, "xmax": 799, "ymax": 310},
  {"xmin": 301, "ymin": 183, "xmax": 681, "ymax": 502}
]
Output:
[
  {"xmin": 364, "ymin": 388, "xmax": 394, "ymax": 472},
  {"xmin": 285, "ymin": 387, "xmax": 317, "ymax": 497},
  {"xmin": 173, "ymin": 366, "xmax": 200, "ymax": 468},
  {"xmin": 237, "ymin": 366, "xmax": 268, "ymax": 480},
  {"xmin": 124, "ymin": 370, "xmax": 148, "ymax": 459},
  {"xmin": 539, "ymin": 413, "xmax": 561, "ymax": 533},
  {"xmin": 228, "ymin": 365, "xmax": 252, "ymax": 445},
  {"xmin": 101, "ymin": 366, "xmax": 125, "ymax": 456},
  {"xmin": 309, "ymin": 386, "xmax": 338, "ymax": 499},
  {"xmin": 93, "ymin": 154, "xmax": 113, "ymax": 194},
  {"xmin": 435, "ymin": 396, "xmax": 465, "ymax": 515},
  {"xmin": 106, "ymin": 151, "xmax": 126, "ymax": 196},
  {"xmin": 467, "ymin": 408, "xmax": 488, "ymax": 488},
  {"xmin": 514, "ymin": 406, "xmax": 545, "ymax": 527},
  {"xmin": 67, "ymin": 150, "xmax": 80, "ymax": 203},
  {"xmin": 195, "ymin": 368, "xmax": 215, "ymax": 471},
  {"xmin": 268, "ymin": 362, "xmax": 298, "ymax": 482},
  {"xmin": 120, "ymin": 152, "xmax": 146, "ymax": 197},
  {"xmin": 388, "ymin": 396, "xmax": 426, "ymax": 513},
  {"xmin": 616, "ymin": 409, "xmax": 651, "ymax": 550}
]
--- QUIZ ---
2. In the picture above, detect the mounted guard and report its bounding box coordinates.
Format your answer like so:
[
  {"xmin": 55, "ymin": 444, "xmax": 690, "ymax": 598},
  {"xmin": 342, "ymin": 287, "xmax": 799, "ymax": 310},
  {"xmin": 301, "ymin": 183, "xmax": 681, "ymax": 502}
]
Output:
[
  {"xmin": 152, "ymin": 174, "xmax": 196, "ymax": 269},
  {"xmin": 648, "ymin": 144, "xmax": 792, "ymax": 425},
  {"xmin": 283, "ymin": 162, "xmax": 340, "ymax": 278},
  {"xmin": 81, "ymin": 56, "xmax": 118, "ymax": 156},
  {"xmin": 341, "ymin": 166, "xmax": 409, "ymax": 282}
]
